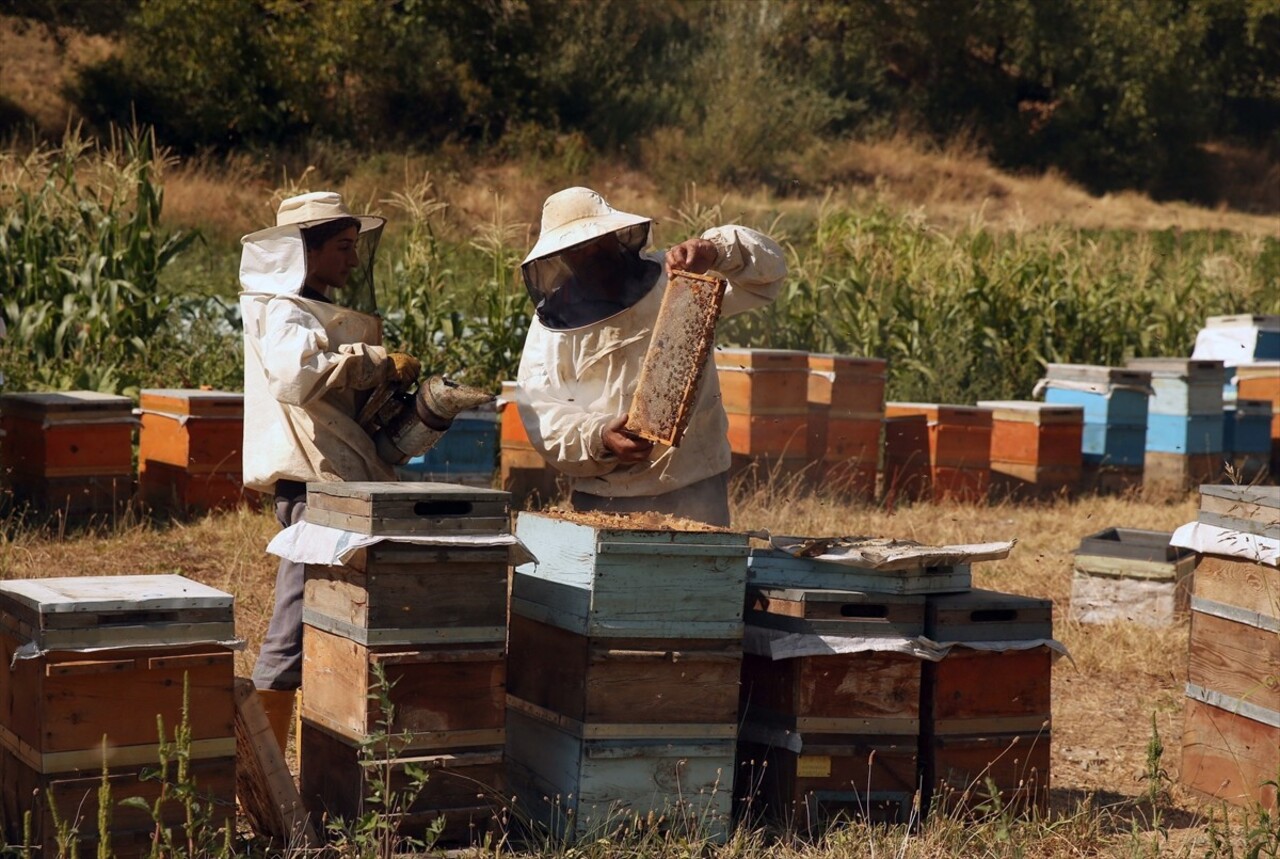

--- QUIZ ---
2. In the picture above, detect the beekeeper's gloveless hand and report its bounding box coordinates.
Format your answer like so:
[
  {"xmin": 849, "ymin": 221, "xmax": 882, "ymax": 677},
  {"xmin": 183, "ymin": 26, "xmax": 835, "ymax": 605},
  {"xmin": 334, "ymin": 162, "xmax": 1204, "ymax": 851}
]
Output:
[{"xmin": 387, "ymin": 352, "xmax": 421, "ymax": 384}]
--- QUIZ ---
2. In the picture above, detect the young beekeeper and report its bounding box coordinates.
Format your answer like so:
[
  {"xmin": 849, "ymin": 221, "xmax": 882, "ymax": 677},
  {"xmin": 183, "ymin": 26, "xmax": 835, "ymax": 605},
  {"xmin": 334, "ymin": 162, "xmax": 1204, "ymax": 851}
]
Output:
[
  {"xmin": 515, "ymin": 187, "xmax": 787, "ymax": 527},
  {"xmin": 239, "ymin": 191, "xmax": 488, "ymax": 753}
]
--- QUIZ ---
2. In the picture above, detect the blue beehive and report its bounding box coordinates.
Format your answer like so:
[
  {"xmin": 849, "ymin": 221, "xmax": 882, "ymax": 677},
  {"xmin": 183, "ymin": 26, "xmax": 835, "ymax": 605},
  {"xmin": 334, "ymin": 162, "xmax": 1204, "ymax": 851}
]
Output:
[
  {"xmin": 1224, "ymin": 400, "xmax": 1275, "ymax": 455},
  {"xmin": 1041, "ymin": 364, "xmax": 1152, "ymax": 467},
  {"xmin": 397, "ymin": 408, "xmax": 499, "ymax": 485},
  {"xmin": 1126, "ymin": 358, "xmax": 1225, "ymax": 455}
]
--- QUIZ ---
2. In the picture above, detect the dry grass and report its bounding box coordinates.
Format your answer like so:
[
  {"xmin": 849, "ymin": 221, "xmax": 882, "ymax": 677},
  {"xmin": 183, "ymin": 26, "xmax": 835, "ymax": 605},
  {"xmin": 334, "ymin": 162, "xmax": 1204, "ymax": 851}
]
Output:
[{"xmin": 0, "ymin": 14, "xmax": 113, "ymax": 133}]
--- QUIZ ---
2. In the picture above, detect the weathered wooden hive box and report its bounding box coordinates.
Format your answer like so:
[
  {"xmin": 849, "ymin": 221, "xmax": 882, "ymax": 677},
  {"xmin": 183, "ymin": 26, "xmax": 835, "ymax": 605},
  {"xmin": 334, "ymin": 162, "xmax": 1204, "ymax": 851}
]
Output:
[
  {"xmin": 884, "ymin": 403, "xmax": 992, "ymax": 503},
  {"xmin": 715, "ymin": 348, "xmax": 812, "ymax": 477},
  {"xmin": 1235, "ymin": 362, "xmax": 1280, "ymax": 475},
  {"xmin": 507, "ymin": 512, "xmax": 749, "ymax": 842},
  {"xmin": 922, "ymin": 589, "xmax": 1053, "ymax": 817},
  {"xmin": 137, "ymin": 388, "xmax": 251, "ymax": 513},
  {"xmin": 304, "ymin": 481, "xmax": 510, "ymax": 535},
  {"xmin": 882, "ymin": 413, "xmax": 931, "ymax": 505},
  {"xmin": 299, "ymin": 482, "xmax": 511, "ymax": 845},
  {"xmin": 805, "ymin": 354, "xmax": 886, "ymax": 499},
  {"xmin": 0, "ymin": 391, "xmax": 136, "ymax": 518},
  {"xmin": 1070, "ymin": 528, "xmax": 1195, "ymax": 626},
  {"xmin": 1041, "ymin": 364, "xmax": 1151, "ymax": 493},
  {"xmin": 745, "ymin": 545, "xmax": 973, "ymax": 595},
  {"xmin": 1224, "ymin": 399, "xmax": 1275, "ymax": 482},
  {"xmin": 738, "ymin": 586, "xmax": 925, "ymax": 826},
  {"xmin": 499, "ymin": 381, "xmax": 564, "ymax": 508},
  {"xmin": 0, "ymin": 575, "xmax": 236, "ymax": 856},
  {"xmin": 1126, "ymin": 358, "xmax": 1225, "ymax": 495},
  {"xmin": 977, "ymin": 400, "xmax": 1083, "ymax": 499},
  {"xmin": 1181, "ymin": 485, "xmax": 1280, "ymax": 812}
]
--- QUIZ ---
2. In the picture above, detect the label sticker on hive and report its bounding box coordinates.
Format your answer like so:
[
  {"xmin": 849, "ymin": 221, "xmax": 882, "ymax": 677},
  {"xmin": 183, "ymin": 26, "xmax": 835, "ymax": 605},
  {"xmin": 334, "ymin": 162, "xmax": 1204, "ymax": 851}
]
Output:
[
  {"xmin": 626, "ymin": 270, "xmax": 726, "ymax": 447},
  {"xmin": 797, "ymin": 755, "xmax": 832, "ymax": 778}
]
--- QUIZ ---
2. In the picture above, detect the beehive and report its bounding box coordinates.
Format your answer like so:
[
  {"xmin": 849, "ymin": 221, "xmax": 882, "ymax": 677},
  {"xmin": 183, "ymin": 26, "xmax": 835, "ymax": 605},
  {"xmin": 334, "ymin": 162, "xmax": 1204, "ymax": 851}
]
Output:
[
  {"xmin": 138, "ymin": 388, "xmax": 252, "ymax": 513},
  {"xmin": 0, "ymin": 575, "xmax": 237, "ymax": 856},
  {"xmin": 1181, "ymin": 488, "xmax": 1279, "ymax": 811},
  {"xmin": 304, "ymin": 481, "xmax": 510, "ymax": 536},
  {"xmin": 746, "ymin": 545, "xmax": 973, "ymax": 595},
  {"xmin": 922, "ymin": 589, "xmax": 1053, "ymax": 817},
  {"xmin": 716, "ymin": 348, "xmax": 812, "ymax": 478},
  {"xmin": 806, "ymin": 354, "xmax": 886, "ymax": 498},
  {"xmin": 978, "ymin": 400, "xmax": 1083, "ymax": 500},
  {"xmin": 1223, "ymin": 399, "xmax": 1274, "ymax": 482},
  {"xmin": 626, "ymin": 270, "xmax": 726, "ymax": 447},
  {"xmin": 1235, "ymin": 362, "xmax": 1280, "ymax": 476},
  {"xmin": 1070, "ymin": 528, "xmax": 1195, "ymax": 626},
  {"xmin": 399, "ymin": 405, "xmax": 499, "ymax": 486},
  {"xmin": 298, "ymin": 483, "xmax": 512, "ymax": 846},
  {"xmin": 0, "ymin": 391, "xmax": 136, "ymax": 518},
  {"xmin": 499, "ymin": 381, "xmax": 564, "ymax": 507},
  {"xmin": 883, "ymin": 403, "xmax": 992, "ymax": 503}
]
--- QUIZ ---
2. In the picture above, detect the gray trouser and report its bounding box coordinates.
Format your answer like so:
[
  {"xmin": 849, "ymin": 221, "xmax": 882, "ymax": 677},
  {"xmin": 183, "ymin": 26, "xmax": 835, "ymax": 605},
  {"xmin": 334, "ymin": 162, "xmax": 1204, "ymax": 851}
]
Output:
[
  {"xmin": 252, "ymin": 488, "xmax": 307, "ymax": 691},
  {"xmin": 571, "ymin": 471, "xmax": 731, "ymax": 527}
]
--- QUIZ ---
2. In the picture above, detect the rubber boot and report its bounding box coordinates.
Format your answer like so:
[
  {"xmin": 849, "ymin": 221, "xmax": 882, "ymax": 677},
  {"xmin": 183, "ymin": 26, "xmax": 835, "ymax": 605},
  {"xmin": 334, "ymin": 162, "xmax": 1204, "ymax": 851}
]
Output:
[{"xmin": 257, "ymin": 689, "xmax": 295, "ymax": 758}]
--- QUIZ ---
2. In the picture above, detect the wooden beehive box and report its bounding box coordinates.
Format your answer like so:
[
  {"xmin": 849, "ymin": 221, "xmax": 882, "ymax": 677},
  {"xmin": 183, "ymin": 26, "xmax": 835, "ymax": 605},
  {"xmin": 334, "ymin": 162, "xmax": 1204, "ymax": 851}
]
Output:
[
  {"xmin": 301, "ymin": 625, "xmax": 505, "ymax": 751},
  {"xmin": 504, "ymin": 704, "xmax": 734, "ymax": 843},
  {"xmin": 978, "ymin": 400, "xmax": 1083, "ymax": 498},
  {"xmin": 304, "ymin": 481, "xmax": 510, "ymax": 536},
  {"xmin": 0, "ymin": 575, "xmax": 237, "ymax": 856},
  {"xmin": 625, "ymin": 270, "xmax": 726, "ymax": 447},
  {"xmin": 715, "ymin": 347, "xmax": 811, "ymax": 460},
  {"xmin": 507, "ymin": 613, "xmax": 741, "ymax": 728},
  {"xmin": 303, "ymin": 544, "xmax": 508, "ymax": 646},
  {"xmin": 1070, "ymin": 528, "xmax": 1195, "ymax": 626},
  {"xmin": 1182, "ymin": 541, "xmax": 1280, "ymax": 811},
  {"xmin": 137, "ymin": 388, "xmax": 243, "ymax": 470},
  {"xmin": 744, "ymin": 586, "xmax": 924, "ymax": 638},
  {"xmin": 883, "ymin": 413, "xmax": 931, "ymax": 504},
  {"xmin": 511, "ymin": 512, "xmax": 749, "ymax": 639},
  {"xmin": 745, "ymin": 545, "xmax": 973, "ymax": 595},
  {"xmin": 1126, "ymin": 358, "xmax": 1226, "ymax": 416},
  {"xmin": 922, "ymin": 589, "xmax": 1053, "ymax": 817},
  {"xmin": 1197, "ymin": 484, "xmax": 1278, "ymax": 534},
  {"xmin": 299, "ymin": 718, "xmax": 502, "ymax": 846}
]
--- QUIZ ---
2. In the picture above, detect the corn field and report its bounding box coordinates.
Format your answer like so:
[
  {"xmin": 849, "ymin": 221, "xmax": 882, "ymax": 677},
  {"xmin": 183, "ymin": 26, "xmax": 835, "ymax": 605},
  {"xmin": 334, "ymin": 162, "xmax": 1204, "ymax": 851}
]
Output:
[{"xmin": 2, "ymin": 134, "xmax": 1278, "ymax": 403}]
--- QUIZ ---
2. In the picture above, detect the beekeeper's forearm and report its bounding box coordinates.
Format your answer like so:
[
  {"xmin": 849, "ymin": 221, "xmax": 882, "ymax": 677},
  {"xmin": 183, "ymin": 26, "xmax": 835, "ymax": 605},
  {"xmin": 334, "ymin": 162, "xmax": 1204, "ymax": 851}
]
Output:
[{"xmin": 703, "ymin": 225, "xmax": 789, "ymax": 318}]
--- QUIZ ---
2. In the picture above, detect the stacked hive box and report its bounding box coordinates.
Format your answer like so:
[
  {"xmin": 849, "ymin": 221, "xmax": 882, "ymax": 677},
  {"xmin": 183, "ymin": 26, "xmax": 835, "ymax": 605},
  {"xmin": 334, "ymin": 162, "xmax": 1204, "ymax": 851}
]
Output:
[
  {"xmin": 1194, "ymin": 315, "xmax": 1280, "ymax": 403},
  {"xmin": 883, "ymin": 404, "xmax": 992, "ymax": 503},
  {"xmin": 0, "ymin": 391, "xmax": 136, "ymax": 519},
  {"xmin": 1126, "ymin": 358, "xmax": 1225, "ymax": 495},
  {"xmin": 737, "ymin": 550, "xmax": 966, "ymax": 829},
  {"xmin": 499, "ymin": 381, "xmax": 562, "ymax": 507},
  {"xmin": 882, "ymin": 413, "xmax": 930, "ymax": 505},
  {"xmin": 0, "ymin": 575, "xmax": 237, "ymax": 856},
  {"xmin": 1180, "ymin": 485, "xmax": 1279, "ymax": 810},
  {"xmin": 1040, "ymin": 364, "xmax": 1152, "ymax": 494},
  {"xmin": 977, "ymin": 401, "xmax": 1084, "ymax": 500},
  {"xmin": 1069, "ymin": 528, "xmax": 1195, "ymax": 627},
  {"xmin": 1223, "ymin": 399, "xmax": 1274, "ymax": 483},
  {"xmin": 922, "ymin": 590, "xmax": 1053, "ymax": 817},
  {"xmin": 716, "ymin": 348, "xmax": 812, "ymax": 481},
  {"xmin": 138, "ymin": 388, "xmax": 250, "ymax": 513},
  {"xmin": 1235, "ymin": 363, "xmax": 1280, "ymax": 478},
  {"xmin": 806, "ymin": 355, "xmax": 886, "ymax": 499},
  {"xmin": 507, "ymin": 512, "xmax": 749, "ymax": 842},
  {"xmin": 298, "ymin": 482, "xmax": 512, "ymax": 844}
]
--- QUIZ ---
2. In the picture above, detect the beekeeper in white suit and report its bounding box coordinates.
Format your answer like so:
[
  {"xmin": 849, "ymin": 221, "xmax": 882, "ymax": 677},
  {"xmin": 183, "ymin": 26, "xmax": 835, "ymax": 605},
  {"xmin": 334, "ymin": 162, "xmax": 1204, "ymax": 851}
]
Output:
[
  {"xmin": 240, "ymin": 191, "xmax": 488, "ymax": 754},
  {"xmin": 515, "ymin": 187, "xmax": 788, "ymax": 527}
]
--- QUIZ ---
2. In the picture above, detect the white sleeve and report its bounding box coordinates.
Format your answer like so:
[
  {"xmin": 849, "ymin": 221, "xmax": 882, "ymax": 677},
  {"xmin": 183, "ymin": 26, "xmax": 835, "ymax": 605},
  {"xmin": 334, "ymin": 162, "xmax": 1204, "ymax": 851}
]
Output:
[
  {"xmin": 516, "ymin": 327, "xmax": 619, "ymax": 478},
  {"xmin": 262, "ymin": 298, "xmax": 389, "ymax": 407},
  {"xmin": 702, "ymin": 225, "xmax": 788, "ymax": 318}
]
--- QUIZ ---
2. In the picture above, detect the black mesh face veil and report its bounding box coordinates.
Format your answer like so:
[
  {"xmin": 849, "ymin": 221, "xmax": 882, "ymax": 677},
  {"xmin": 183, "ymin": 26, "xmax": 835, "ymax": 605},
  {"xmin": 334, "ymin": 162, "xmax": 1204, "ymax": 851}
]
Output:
[
  {"xmin": 521, "ymin": 223, "xmax": 661, "ymax": 330},
  {"xmin": 342, "ymin": 224, "xmax": 382, "ymax": 315}
]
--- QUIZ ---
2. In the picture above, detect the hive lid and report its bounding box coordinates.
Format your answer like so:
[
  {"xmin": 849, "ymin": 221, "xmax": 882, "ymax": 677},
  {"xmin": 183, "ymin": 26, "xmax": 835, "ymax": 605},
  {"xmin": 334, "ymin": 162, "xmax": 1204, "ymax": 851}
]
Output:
[
  {"xmin": 305, "ymin": 481, "xmax": 511, "ymax": 536},
  {"xmin": 1044, "ymin": 364, "xmax": 1153, "ymax": 386},
  {"xmin": 1206, "ymin": 315, "xmax": 1280, "ymax": 330},
  {"xmin": 1075, "ymin": 527, "xmax": 1190, "ymax": 563},
  {"xmin": 1125, "ymin": 357, "xmax": 1225, "ymax": 380},
  {"xmin": 807, "ymin": 354, "xmax": 887, "ymax": 374},
  {"xmin": 0, "ymin": 391, "xmax": 135, "ymax": 422},
  {"xmin": 714, "ymin": 347, "xmax": 810, "ymax": 371},
  {"xmin": 139, "ymin": 388, "xmax": 244, "ymax": 417},
  {"xmin": 0, "ymin": 574, "xmax": 236, "ymax": 652},
  {"xmin": 977, "ymin": 400, "xmax": 1084, "ymax": 423}
]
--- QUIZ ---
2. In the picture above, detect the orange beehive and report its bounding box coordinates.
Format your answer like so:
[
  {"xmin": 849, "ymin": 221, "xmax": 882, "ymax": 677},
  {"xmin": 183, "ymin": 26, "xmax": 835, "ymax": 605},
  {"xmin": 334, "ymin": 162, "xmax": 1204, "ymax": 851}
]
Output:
[
  {"xmin": 978, "ymin": 400, "xmax": 1083, "ymax": 499},
  {"xmin": 499, "ymin": 381, "xmax": 562, "ymax": 507},
  {"xmin": 883, "ymin": 403, "xmax": 992, "ymax": 503},
  {"xmin": 0, "ymin": 392, "xmax": 135, "ymax": 518},
  {"xmin": 882, "ymin": 414, "xmax": 931, "ymax": 505},
  {"xmin": 716, "ymin": 348, "xmax": 811, "ymax": 480},
  {"xmin": 807, "ymin": 355, "xmax": 885, "ymax": 499},
  {"xmin": 137, "ymin": 389, "xmax": 252, "ymax": 513}
]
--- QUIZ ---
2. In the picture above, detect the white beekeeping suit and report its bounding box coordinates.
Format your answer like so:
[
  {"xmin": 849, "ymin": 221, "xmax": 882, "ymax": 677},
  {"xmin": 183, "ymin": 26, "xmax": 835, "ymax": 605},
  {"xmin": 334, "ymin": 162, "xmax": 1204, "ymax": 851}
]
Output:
[
  {"xmin": 238, "ymin": 192, "xmax": 397, "ymax": 491},
  {"xmin": 515, "ymin": 187, "xmax": 787, "ymax": 520}
]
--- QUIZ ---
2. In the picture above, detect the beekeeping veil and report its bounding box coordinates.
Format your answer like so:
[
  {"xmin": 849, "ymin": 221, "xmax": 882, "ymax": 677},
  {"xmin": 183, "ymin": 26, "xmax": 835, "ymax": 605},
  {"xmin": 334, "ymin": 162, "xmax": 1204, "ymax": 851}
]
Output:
[
  {"xmin": 239, "ymin": 191, "xmax": 385, "ymax": 314},
  {"xmin": 521, "ymin": 187, "xmax": 662, "ymax": 330}
]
